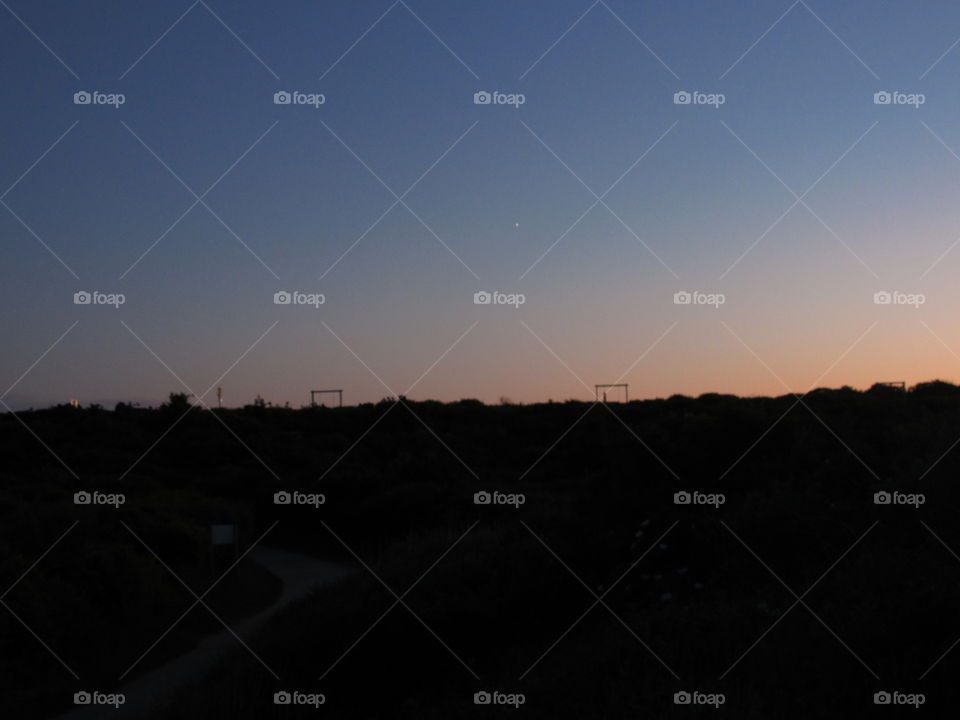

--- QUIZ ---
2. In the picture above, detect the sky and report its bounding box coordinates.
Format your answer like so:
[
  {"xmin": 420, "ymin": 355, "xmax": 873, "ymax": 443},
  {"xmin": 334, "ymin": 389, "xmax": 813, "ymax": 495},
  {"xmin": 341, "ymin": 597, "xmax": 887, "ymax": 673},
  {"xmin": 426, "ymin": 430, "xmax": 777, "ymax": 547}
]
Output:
[{"xmin": 3, "ymin": 0, "xmax": 960, "ymax": 409}]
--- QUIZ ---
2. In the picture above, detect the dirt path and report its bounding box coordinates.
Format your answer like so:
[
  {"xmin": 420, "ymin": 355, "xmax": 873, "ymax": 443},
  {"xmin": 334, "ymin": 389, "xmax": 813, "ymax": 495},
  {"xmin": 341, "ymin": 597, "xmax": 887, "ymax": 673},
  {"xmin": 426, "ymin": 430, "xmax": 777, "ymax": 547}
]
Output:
[{"xmin": 52, "ymin": 548, "xmax": 350, "ymax": 719}]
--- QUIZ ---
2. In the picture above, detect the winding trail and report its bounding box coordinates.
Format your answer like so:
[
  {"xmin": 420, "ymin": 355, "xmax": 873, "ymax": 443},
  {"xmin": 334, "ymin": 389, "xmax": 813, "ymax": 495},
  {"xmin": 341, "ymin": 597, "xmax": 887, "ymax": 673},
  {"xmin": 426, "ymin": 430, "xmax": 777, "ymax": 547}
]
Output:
[{"xmin": 53, "ymin": 548, "xmax": 350, "ymax": 719}]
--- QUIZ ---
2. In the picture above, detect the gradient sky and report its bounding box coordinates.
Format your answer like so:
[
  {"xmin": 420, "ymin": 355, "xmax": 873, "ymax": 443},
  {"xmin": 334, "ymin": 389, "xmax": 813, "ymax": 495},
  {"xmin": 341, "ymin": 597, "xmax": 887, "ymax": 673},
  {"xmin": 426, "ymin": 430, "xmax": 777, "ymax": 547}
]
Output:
[{"xmin": 4, "ymin": 0, "xmax": 960, "ymax": 409}]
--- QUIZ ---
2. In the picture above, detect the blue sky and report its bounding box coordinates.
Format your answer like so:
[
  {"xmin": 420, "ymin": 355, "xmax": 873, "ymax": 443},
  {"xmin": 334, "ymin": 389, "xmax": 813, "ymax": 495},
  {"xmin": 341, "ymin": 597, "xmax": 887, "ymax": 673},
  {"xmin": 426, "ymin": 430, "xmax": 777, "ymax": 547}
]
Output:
[{"xmin": 4, "ymin": 0, "xmax": 960, "ymax": 408}]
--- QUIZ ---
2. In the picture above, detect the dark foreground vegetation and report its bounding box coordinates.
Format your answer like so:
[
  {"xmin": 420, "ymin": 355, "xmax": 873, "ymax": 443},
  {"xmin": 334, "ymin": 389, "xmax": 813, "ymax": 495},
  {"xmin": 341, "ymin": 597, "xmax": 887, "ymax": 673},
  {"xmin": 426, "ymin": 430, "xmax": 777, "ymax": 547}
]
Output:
[{"xmin": 4, "ymin": 382, "xmax": 960, "ymax": 718}]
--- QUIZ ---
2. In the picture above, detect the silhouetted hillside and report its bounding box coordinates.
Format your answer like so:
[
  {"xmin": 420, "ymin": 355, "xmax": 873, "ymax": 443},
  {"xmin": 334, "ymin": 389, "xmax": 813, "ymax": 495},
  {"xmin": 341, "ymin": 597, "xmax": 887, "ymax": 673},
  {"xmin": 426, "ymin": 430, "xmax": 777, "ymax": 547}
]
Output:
[{"xmin": 3, "ymin": 383, "xmax": 960, "ymax": 717}]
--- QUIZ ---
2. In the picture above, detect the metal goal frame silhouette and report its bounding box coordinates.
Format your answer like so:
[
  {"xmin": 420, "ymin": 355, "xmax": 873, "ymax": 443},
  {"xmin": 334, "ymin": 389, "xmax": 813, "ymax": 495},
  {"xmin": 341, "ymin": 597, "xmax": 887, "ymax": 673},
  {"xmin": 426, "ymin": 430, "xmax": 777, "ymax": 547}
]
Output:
[
  {"xmin": 310, "ymin": 389, "xmax": 343, "ymax": 407},
  {"xmin": 595, "ymin": 384, "xmax": 628, "ymax": 403}
]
